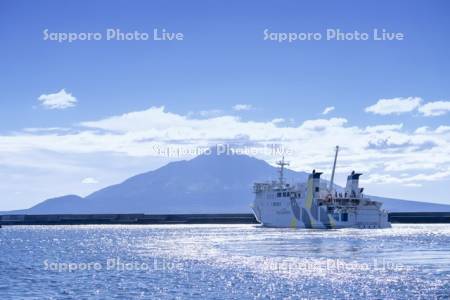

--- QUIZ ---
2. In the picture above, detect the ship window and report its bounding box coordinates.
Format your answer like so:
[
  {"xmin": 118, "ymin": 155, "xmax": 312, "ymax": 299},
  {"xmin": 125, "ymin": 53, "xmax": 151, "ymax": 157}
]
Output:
[
  {"xmin": 277, "ymin": 192, "xmax": 281, "ymax": 197},
  {"xmin": 341, "ymin": 213, "xmax": 348, "ymax": 222},
  {"xmin": 333, "ymin": 213, "xmax": 340, "ymax": 221},
  {"xmin": 315, "ymin": 187, "xmax": 319, "ymax": 192},
  {"xmin": 282, "ymin": 192, "xmax": 287, "ymax": 197},
  {"xmin": 272, "ymin": 202, "xmax": 281, "ymax": 207}
]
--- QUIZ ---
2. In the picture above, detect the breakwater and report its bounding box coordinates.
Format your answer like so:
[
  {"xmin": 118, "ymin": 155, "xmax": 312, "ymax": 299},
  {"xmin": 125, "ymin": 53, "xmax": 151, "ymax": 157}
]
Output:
[
  {"xmin": 0, "ymin": 213, "xmax": 258, "ymax": 225},
  {"xmin": 388, "ymin": 212, "xmax": 450, "ymax": 223},
  {"xmin": 0, "ymin": 212, "xmax": 449, "ymax": 226}
]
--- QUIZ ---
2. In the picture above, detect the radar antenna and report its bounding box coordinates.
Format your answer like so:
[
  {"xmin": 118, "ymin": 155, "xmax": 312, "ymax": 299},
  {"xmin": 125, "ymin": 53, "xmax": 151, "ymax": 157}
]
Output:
[
  {"xmin": 277, "ymin": 156, "xmax": 289, "ymax": 186},
  {"xmin": 329, "ymin": 146, "xmax": 339, "ymax": 192}
]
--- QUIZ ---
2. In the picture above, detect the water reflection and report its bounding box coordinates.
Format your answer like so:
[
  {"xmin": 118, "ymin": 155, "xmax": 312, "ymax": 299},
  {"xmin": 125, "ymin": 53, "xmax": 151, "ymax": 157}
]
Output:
[{"xmin": 0, "ymin": 224, "xmax": 449, "ymax": 299}]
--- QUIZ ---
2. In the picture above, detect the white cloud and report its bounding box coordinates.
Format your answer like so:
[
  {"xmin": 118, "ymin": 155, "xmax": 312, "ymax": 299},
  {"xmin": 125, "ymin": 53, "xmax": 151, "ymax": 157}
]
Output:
[
  {"xmin": 435, "ymin": 126, "xmax": 450, "ymax": 134},
  {"xmin": 301, "ymin": 118, "xmax": 347, "ymax": 130},
  {"xmin": 415, "ymin": 126, "xmax": 429, "ymax": 134},
  {"xmin": 81, "ymin": 177, "xmax": 99, "ymax": 184},
  {"xmin": 321, "ymin": 106, "xmax": 335, "ymax": 115},
  {"xmin": 365, "ymin": 97, "xmax": 450, "ymax": 117},
  {"xmin": 363, "ymin": 169, "xmax": 450, "ymax": 185},
  {"xmin": 2, "ymin": 106, "xmax": 450, "ymax": 188},
  {"xmin": 232, "ymin": 104, "xmax": 252, "ymax": 111},
  {"xmin": 38, "ymin": 89, "xmax": 77, "ymax": 109},
  {"xmin": 198, "ymin": 109, "xmax": 223, "ymax": 117},
  {"xmin": 365, "ymin": 97, "xmax": 422, "ymax": 115},
  {"xmin": 365, "ymin": 124, "xmax": 403, "ymax": 133},
  {"xmin": 271, "ymin": 118, "xmax": 285, "ymax": 124},
  {"xmin": 418, "ymin": 101, "xmax": 450, "ymax": 116},
  {"xmin": 23, "ymin": 127, "xmax": 71, "ymax": 133}
]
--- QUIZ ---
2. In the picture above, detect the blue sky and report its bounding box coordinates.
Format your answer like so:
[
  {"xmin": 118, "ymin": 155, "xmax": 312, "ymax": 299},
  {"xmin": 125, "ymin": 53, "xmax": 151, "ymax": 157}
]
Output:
[{"xmin": 1, "ymin": 0, "xmax": 450, "ymax": 210}]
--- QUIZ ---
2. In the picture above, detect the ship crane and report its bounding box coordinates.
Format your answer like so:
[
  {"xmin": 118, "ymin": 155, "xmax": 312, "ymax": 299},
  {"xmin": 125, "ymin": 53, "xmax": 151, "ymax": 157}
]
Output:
[{"xmin": 328, "ymin": 145, "xmax": 339, "ymax": 194}]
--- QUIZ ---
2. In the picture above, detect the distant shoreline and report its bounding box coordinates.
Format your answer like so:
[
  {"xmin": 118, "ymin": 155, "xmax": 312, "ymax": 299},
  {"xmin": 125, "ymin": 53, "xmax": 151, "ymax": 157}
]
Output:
[{"xmin": 1, "ymin": 212, "xmax": 450, "ymax": 226}]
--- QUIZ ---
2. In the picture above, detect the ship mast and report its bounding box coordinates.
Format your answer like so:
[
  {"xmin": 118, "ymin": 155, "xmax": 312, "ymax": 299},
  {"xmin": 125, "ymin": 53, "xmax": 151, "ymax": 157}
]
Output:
[
  {"xmin": 329, "ymin": 145, "xmax": 339, "ymax": 192},
  {"xmin": 277, "ymin": 156, "xmax": 289, "ymax": 187}
]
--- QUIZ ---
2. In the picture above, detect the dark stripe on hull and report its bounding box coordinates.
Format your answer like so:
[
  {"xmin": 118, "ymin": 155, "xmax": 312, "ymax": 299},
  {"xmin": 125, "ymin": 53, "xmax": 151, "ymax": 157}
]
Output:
[{"xmin": 301, "ymin": 208, "xmax": 312, "ymax": 228}]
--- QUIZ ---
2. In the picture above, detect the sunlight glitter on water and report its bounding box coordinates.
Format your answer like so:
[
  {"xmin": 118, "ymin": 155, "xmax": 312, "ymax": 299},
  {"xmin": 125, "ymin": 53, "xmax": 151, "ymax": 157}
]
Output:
[{"xmin": 1, "ymin": 224, "xmax": 449, "ymax": 299}]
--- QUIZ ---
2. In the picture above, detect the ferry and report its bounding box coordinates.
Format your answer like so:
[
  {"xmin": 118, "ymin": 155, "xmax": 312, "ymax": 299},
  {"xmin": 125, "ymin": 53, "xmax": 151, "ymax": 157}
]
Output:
[{"xmin": 252, "ymin": 146, "xmax": 391, "ymax": 229}]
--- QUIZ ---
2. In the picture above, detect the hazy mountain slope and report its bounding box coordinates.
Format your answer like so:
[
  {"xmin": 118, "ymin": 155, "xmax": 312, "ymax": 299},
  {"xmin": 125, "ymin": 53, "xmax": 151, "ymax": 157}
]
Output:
[
  {"xmin": 80, "ymin": 152, "xmax": 309, "ymax": 213},
  {"xmin": 371, "ymin": 196, "xmax": 450, "ymax": 212},
  {"xmin": 24, "ymin": 195, "xmax": 85, "ymax": 214},
  {"xmin": 6, "ymin": 151, "xmax": 450, "ymax": 214}
]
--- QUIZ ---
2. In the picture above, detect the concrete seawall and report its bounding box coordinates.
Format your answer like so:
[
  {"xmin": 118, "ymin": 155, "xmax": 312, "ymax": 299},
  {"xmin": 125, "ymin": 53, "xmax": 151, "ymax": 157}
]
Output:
[
  {"xmin": 0, "ymin": 213, "xmax": 259, "ymax": 225},
  {"xmin": 0, "ymin": 212, "xmax": 449, "ymax": 226},
  {"xmin": 388, "ymin": 212, "xmax": 450, "ymax": 223}
]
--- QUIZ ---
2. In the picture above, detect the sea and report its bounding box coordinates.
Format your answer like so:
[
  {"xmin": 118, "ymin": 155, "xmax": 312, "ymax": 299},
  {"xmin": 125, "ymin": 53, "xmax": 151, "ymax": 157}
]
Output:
[{"xmin": 0, "ymin": 224, "xmax": 449, "ymax": 299}]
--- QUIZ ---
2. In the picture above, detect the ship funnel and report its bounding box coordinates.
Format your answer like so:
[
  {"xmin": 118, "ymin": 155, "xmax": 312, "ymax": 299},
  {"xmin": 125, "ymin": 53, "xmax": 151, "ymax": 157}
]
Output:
[
  {"xmin": 308, "ymin": 169, "xmax": 323, "ymax": 197},
  {"xmin": 345, "ymin": 170, "xmax": 363, "ymax": 198}
]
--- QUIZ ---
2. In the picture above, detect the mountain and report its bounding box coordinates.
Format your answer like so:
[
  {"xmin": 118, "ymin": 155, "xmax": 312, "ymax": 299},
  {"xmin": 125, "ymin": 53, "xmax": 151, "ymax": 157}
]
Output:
[
  {"xmin": 5, "ymin": 150, "xmax": 450, "ymax": 214},
  {"xmin": 370, "ymin": 196, "xmax": 450, "ymax": 212},
  {"xmin": 17, "ymin": 195, "xmax": 86, "ymax": 214}
]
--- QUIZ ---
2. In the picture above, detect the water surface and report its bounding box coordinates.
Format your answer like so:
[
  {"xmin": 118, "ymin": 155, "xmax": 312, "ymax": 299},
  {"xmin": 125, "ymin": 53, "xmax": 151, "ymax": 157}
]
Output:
[{"xmin": 1, "ymin": 224, "xmax": 449, "ymax": 299}]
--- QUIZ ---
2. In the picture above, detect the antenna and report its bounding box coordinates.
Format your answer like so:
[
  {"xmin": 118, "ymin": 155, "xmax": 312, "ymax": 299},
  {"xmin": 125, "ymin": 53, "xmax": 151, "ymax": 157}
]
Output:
[
  {"xmin": 277, "ymin": 156, "xmax": 289, "ymax": 186},
  {"xmin": 329, "ymin": 146, "xmax": 339, "ymax": 192}
]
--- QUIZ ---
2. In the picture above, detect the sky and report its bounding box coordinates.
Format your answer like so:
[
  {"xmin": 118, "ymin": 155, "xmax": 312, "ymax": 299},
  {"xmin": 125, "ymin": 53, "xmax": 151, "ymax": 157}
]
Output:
[{"xmin": 1, "ymin": 0, "xmax": 450, "ymax": 210}]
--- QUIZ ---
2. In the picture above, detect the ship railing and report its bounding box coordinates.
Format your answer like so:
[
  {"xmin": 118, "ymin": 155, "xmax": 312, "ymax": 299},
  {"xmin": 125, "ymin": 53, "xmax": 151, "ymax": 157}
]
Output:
[
  {"xmin": 328, "ymin": 198, "xmax": 361, "ymax": 206},
  {"xmin": 253, "ymin": 183, "xmax": 272, "ymax": 192},
  {"xmin": 318, "ymin": 199, "xmax": 358, "ymax": 207}
]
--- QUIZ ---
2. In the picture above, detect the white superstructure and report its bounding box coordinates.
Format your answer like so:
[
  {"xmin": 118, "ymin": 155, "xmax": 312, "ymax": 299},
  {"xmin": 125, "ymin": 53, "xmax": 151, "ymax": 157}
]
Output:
[{"xmin": 252, "ymin": 146, "xmax": 391, "ymax": 229}]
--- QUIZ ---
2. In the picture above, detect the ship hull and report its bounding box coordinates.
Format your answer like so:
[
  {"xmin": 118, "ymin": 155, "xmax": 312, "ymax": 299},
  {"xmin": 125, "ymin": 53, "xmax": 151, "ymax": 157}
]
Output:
[{"xmin": 252, "ymin": 196, "xmax": 391, "ymax": 229}]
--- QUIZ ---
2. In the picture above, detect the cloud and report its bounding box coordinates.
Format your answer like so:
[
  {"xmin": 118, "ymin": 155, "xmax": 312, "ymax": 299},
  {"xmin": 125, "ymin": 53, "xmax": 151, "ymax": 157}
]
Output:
[
  {"xmin": 38, "ymin": 89, "xmax": 77, "ymax": 109},
  {"xmin": 2, "ymin": 106, "xmax": 450, "ymax": 188},
  {"xmin": 415, "ymin": 126, "xmax": 428, "ymax": 134},
  {"xmin": 232, "ymin": 104, "xmax": 252, "ymax": 111},
  {"xmin": 365, "ymin": 97, "xmax": 422, "ymax": 115},
  {"xmin": 365, "ymin": 97, "xmax": 450, "ymax": 117},
  {"xmin": 301, "ymin": 118, "xmax": 347, "ymax": 130},
  {"xmin": 418, "ymin": 101, "xmax": 450, "ymax": 116},
  {"xmin": 435, "ymin": 126, "xmax": 450, "ymax": 134},
  {"xmin": 198, "ymin": 109, "xmax": 223, "ymax": 117},
  {"xmin": 321, "ymin": 106, "xmax": 335, "ymax": 115},
  {"xmin": 365, "ymin": 124, "xmax": 403, "ymax": 133},
  {"xmin": 23, "ymin": 127, "xmax": 71, "ymax": 133},
  {"xmin": 271, "ymin": 118, "xmax": 285, "ymax": 124},
  {"xmin": 81, "ymin": 177, "xmax": 99, "ymax": 184},
  {"xmin": 363, "ymin": 169, "xmax": 450, "ymax": 185}
]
